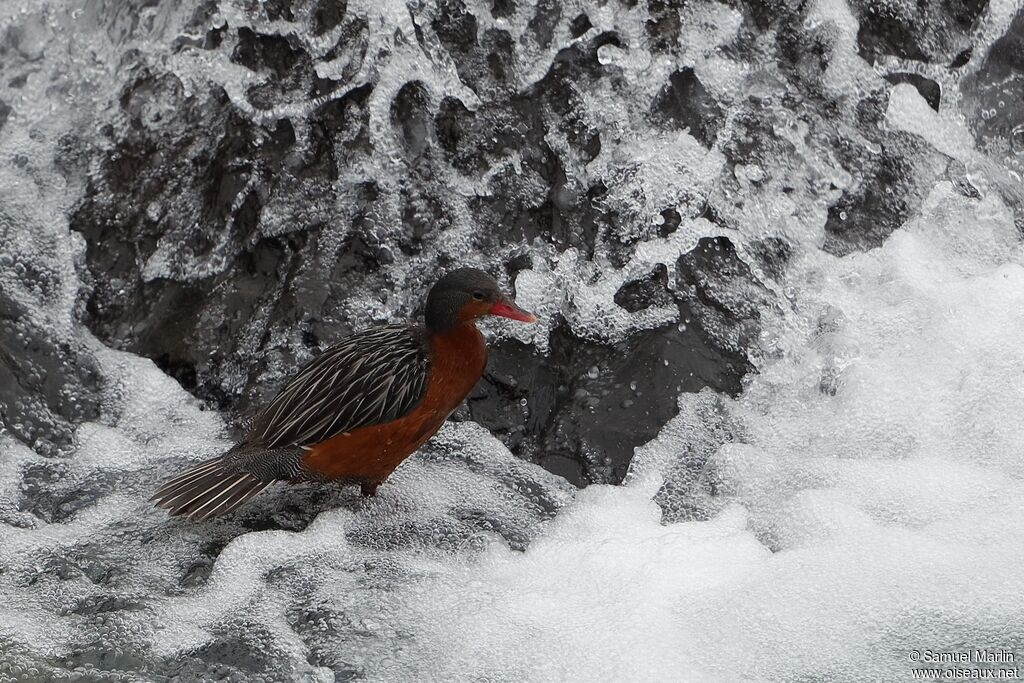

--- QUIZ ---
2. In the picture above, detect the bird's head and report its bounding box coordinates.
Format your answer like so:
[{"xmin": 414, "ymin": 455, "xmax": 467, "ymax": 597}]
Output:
[{"xmin": 425, "ymin": 267, "xmax": 537, "ymax": 333}]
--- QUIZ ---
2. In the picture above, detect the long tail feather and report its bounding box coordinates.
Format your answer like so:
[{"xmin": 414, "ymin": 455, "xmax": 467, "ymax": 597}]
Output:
[{"xmin": 150, "ymin": 456, "xmax": 274, "ymax": 521}]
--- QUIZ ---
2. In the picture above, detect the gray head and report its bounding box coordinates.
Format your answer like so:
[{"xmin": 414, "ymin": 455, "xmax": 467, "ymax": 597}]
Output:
[{"xmin": 424, "ymin": 267, "xmax": 536, "ymax": 333}]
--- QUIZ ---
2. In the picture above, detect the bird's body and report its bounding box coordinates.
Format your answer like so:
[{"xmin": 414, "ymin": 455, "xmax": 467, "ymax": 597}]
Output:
[
  {"xmin": 302, "ymin": 320, "xmax": 486, "ymax": 484},
  {"xmin": 151, "ymin": 268, "xmax": 534, "ymax": 520}
]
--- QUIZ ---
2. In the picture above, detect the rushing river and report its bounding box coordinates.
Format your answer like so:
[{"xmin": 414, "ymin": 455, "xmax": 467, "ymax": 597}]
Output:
[{"xmin": 1, "ymin": 0, "xmax": 1023, "ymax": 680}]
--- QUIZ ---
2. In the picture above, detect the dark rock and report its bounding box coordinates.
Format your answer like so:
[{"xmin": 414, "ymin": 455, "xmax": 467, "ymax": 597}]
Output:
[
  {"xmin": 950, "ymin": 47, "xmax": 973, "ymax": 68},
  {"xmin": 658, "ymin": 208, "xmax": 682, "ymax": 237},
  {"xmin": 570, "ymin": 13, "xmax": 593, "ymax": 38},
  {"xmin": 436, "ymin": 96, "xmax": 488, "ymax": 176},
  {"xmin": 980, "ymin": 11, "xmax": 1024, "ymax": 76},
  {"xmin": 392, "ymin": 81, "xmax": 433, "ymax": 159},
  {"xmin": 749, "ymin": 236, "xmax": 793, "ymax": 282},
  {"xmin": 491, "ymin": 0, "xmax": 516, "ymax": 19},
  {"xmin": 884, "ymin": 73, "xmax": 941, "ymax": 111},
  {"xmin": 853, "ymin": 0, "xmax": 988, "ymax": 64},
  {"xmin": 18, "ymin": 462, "xmax": 121, "ymax": 523},
  {"xmin": 614, "ymin": 265, "xmax": 674, "ymax": 313},
  {"xmin": 468, "ymin": 316, "xmax": 750, "ymax": 486},
  {"xmin": 650, "ymin": 68, "xmax": 725, "ymax": 146},
  {"xmin": 232, "ymin": 28, "xmax": 303, "ymax": 78},
  {"xmin": 526, "ymin": 0, "xmax": 562, "ymax": 51},
  {"xmin": 434, "ymin": 0, "xmax": 478, "ymax": 55},
  {"xmin": 824, "ymin": 130, "xmax": 947, "ymax": 256},
  {"xmin": 646, "ymin": 0, "xmax": 683, "ymax": 53},
  {"xmin": 313, "ymin": 0, "xmax": 347, "ymax": 36},
  {"xmin": 719, "ymin": 97, "xmax": 796, "ymax": 169},
  {"xmin": 0, "ymin": 287, "xmax": 103, "ymax": 456},
  {"xmin": 960, "ymin": 6, "xmax": 1024, "ymax": 228},
  {"xmin": 677, "ymin": 236, "xmax": 773, "ymax": 355}
]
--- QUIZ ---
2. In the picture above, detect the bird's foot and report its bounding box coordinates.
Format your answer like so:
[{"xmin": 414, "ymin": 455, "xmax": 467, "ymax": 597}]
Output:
[{"xmin": 360, "ymin": 481, "xmax": 380, "ymax": 497}]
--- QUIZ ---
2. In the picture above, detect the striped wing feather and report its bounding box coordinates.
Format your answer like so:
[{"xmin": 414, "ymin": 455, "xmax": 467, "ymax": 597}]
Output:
[
  {"xmin": 150, "ymin": 456, "xmax": 275, "ymax": 521},
  {"xmin": 245, "ymin": 323, "xmax": 431, "ymax": 450}
]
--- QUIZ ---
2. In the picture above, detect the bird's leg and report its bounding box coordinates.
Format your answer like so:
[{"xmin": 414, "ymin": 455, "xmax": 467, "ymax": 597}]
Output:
[{"xmin": 360, "ymin": 480, "xmax": 380, "ymax": 497}]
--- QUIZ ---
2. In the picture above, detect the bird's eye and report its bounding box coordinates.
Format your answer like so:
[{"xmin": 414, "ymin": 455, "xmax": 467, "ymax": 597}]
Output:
[{"xmin": 472, "ymin": 290, "xmax": 486, "ymax": 301}]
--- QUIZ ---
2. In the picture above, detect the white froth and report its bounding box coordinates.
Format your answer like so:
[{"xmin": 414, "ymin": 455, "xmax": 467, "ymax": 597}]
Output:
[{"xmin": 363, "ymin": 498, "xmax": 768, "ymax": 681}]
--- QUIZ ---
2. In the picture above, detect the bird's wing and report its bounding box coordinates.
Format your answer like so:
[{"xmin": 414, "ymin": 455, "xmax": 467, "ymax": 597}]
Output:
[{"xmin": 245, "ymin": 323, "xmax": 431, "ymax": 450}]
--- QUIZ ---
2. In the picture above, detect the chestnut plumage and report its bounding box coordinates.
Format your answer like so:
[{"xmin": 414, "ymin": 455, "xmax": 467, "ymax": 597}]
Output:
[{"xmin": 151, "ymin": 268, "xmax": 536, "ymax": 520}]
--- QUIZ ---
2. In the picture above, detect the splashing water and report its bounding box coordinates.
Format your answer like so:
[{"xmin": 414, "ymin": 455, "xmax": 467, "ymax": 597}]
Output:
[{"xmin": 2, "ymin": 0, "xmax": 1024, "ymax": 680}]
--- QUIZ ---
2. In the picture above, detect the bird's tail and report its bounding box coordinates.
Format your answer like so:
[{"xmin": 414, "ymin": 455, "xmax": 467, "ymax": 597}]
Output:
[{"xmin": 150, "ymin": 455, "xmax": 275, "ymax": 521}]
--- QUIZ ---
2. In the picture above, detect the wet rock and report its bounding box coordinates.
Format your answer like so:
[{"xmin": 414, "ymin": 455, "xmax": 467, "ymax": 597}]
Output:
[
  {"xmin": 392, "ymin": 81, "xmax": 433, "ymax": 159},
  {"xmin": 614, "ymin": 264, "xmax": 674, "ymax": 313},
  {"xmin": 959, "ymin": 6, "xmax": 1024, "ymax": 226},
  {"xmin": 884, "ymin": 73, "xmax": 941, "ymax": 111},
  {"xmin": 569, "ymin": 13, "xmax": 593, "ymax": 39},
  {"xmin": 464, "ymin": 243, "xmax": 764, "ymax": 487},
  {"xmin": 653, "ymin": 391, "xmax": 745, "ymax": 524},
  {"xmin": 18, "ymin": 461, "xmax": 118, "ymax": 523},
  {"xmin": 468, "ymin": 317, "xmax": 750, "ymax": 486},
  {"xmin": 526, "ymin": 0, "xmax": 562, "ymax": 51},
  {"xmin": 853, "ymin": 0, "xmax": 988, "ymax": 64},
  {"xmin": 677, "ymin": 237, "xmax": 774, "ymax": 355},
  {"xmin": 58, "ymin": 2, "xmax": 759, "ymax": 488},
  {"xmin": 646, "ymin": 0, "xmax": 683, "ymax": 53},
  {"xmin": 650, "ymin": 68, "xmax": 724, "ymax": 147},
  {"xmin": 313, "ymin": 0, "xmax": 347, "ymax": 36},
  {"xmin": 824, "ymin": 130, "xmax": 948, "ymax": 256},
  {"xmin": 434, "ymin": 0, "xmax": 479, "ymax": 57},
  {"xmin": 0, "ymin": 268, "xmax": 103, "ymax": 456}
]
